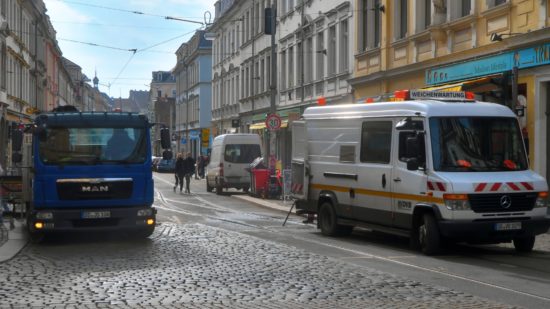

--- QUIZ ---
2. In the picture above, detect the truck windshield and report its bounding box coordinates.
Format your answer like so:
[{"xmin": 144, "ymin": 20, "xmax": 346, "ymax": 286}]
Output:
[
  {"xmin": 429, "ymin": 117, "xmax": 528, "ymax": 172},
  {"xmin": 38, "ymin": 127, "xmax": 147, "ymax": 165}
]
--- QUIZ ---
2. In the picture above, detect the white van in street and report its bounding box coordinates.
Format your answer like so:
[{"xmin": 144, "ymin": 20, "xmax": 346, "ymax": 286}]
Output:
[
  {"xmin": 206, "ymin": 134, "xmax": 262, "ymax": 194},
  {"xmin": 291, "ymin": 90, "xmax": 550, "ymax": 255}
]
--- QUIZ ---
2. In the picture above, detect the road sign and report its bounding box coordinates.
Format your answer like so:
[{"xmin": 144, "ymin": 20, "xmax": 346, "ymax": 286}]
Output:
[
  {"xmin": 265, "ymin": 114, "xmax": 282, "ymax": 131},
  {"xmin": 181, "ymin": 137, "xmax": 187, "ymax": 144}
]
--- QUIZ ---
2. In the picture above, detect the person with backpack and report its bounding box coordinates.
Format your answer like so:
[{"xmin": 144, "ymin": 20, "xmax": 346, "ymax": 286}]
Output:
[
  {"xmin": 174, "ymin": 153, "xmax": 185, "ymax": 193},
  {"xmin": 183, "ymin": 152, "xmax": 195, "ymax": 194}
]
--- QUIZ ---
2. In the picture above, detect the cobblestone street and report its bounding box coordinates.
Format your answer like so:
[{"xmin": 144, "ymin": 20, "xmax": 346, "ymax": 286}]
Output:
[{"xmin": 0, "ymin": 223, "xmax": 513, "ymax": 308}]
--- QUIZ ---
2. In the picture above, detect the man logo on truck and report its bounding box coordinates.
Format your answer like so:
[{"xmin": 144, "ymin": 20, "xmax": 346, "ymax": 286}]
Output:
[{"xmin": 81, "ymin": 185, "xmax": 109, "ymax": 192}]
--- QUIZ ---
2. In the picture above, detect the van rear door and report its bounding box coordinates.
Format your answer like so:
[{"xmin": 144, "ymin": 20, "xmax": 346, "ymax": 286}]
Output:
[
  {"xmin": 290, "ymin": 121, "xmax": 308, "ymax": 200},
  {"xmin": 223, "ymin": 143, "xmax": 261, "ymax": 182}
]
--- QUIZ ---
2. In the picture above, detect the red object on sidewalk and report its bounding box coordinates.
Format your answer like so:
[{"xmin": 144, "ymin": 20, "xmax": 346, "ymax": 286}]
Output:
[{"xmin": 251, "ymin": 169, "xmax": 269, "ymax": 198}]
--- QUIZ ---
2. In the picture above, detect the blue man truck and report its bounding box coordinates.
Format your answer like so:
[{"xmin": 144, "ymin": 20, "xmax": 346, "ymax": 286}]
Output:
[{"xmin": 14, "ymin": 108, "xmax": 170, "ymax": 240}]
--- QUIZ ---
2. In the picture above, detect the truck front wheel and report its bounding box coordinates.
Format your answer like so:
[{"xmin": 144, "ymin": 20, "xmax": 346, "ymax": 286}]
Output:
[
  {"xmin": 513, "ymin": 236, "xmax": 535, "ymax": 253},
  {"xmin": 137, "ymin": 226, "xmax": 155, "ymax": 238}
]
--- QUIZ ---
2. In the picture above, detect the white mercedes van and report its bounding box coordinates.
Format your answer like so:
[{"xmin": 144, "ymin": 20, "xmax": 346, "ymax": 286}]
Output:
[{"xmin": 206, "ymin": 134, "xmax": 262, "ymax": 194}]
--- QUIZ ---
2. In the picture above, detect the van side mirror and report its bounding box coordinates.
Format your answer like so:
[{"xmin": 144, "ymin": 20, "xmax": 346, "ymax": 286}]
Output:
[{"xmin": 160, "ymin": 127, "xmax": 171, "ymax": 149}]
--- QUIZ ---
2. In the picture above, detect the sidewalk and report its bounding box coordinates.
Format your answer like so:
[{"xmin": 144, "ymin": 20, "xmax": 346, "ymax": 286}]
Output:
[
  {"xmin": 233, "ymin": 194, "xmax": 298, "ymax": 215},
  {"xmin": 0, "ymin": 217, "xmax": 28, "ymax": 263}
]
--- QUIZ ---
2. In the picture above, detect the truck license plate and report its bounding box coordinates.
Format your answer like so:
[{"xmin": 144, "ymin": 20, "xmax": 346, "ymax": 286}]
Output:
[
  {"xmin": 495, "ymin": 222, "xmax": 521, "ymax": 231},
  {"xmin": 82, "ymin": 211, "xmax": 111, "ymax": 219}
]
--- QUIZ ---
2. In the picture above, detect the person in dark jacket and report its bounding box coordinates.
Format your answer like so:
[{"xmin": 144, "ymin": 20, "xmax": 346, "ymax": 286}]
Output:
[
  {"xmin": 182, "ymin": 152, "xmax": 195, "ymax": 194},
  {"xmin": 174, "ymin": 153, "xmax": 185, "ymax": 193}
]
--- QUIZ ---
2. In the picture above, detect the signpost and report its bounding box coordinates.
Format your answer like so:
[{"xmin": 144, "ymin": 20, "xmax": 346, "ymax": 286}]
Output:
[{"xmin": 265, "ymin": 113, "xmax": 282, "ymax": 131}]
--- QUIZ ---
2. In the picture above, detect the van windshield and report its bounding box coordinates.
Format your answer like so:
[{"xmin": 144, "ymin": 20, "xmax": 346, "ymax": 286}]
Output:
[
  {"xmin": 429, "ymin": 117, "xmax": 528, "ymax": 172},
  {"xmin": 224, "ymin": 144, "xmax": 262, "ymax": 164}
]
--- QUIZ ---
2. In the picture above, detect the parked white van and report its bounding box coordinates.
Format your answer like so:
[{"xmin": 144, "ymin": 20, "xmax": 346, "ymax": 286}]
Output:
[
  {"xmin": 206, "ymin": 134, "xmax": 262, "ymax": 194},
  {"xmin": 291, "ymin": 90, "xmax": 550, "ymax": 255}
]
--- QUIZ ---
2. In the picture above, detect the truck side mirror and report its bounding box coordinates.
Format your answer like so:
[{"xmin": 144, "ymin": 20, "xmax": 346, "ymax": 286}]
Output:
[{"xmin": 160, "ymin": 127, "xmax": 171, "ymax": 149}]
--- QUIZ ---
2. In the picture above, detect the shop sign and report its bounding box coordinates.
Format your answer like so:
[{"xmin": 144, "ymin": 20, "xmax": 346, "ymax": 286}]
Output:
[
  {"xmin": 189, "ymin": 130, "xmax": 199, "ymax": 140},
  {"xmin": 426, "ymin": 42, "xmax": 550, "ymax": 86}
]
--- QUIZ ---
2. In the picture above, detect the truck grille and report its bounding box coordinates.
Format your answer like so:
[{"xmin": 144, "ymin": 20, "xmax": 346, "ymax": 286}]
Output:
[
  {"xmin": 468, "ymin": 193, "xmax": 537, "ymax": 213},
  {"xmin": 57, "ymin": 180, "xmax": 133, "ymax": 200}
]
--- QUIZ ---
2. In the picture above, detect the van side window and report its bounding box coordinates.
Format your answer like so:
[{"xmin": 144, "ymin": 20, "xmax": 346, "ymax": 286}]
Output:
[
  {"xmin": 339, "ymin": 145, "xmax": 355, "ymax": 163},
  {"xmin": 398, "ymin": 131, "xmax": 425, "ymax": 162},
  {"xmin": 360, "ymin": 121, "xmax": 392, "ymax": 164}
]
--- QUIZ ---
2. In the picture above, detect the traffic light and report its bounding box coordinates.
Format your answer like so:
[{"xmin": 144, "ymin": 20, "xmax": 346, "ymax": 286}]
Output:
[{"xmin": 160, "ymin": 127, "xmax": 171, "ymax": 149}]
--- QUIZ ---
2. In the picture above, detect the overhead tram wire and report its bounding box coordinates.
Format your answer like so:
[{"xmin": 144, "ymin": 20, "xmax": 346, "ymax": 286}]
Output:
[
  {"xmin": 50, "ymin": 0, "xmax": 206, "ymax": 25},
  {"xmin": 58, "ymin": 38, "xmax": 137, "ymax": 52}
]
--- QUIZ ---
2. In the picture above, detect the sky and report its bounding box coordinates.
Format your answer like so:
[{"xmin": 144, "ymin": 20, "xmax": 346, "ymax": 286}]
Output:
[{"xmin": 43, "ymin": 0, "xmax": 218, "ymax": 98}]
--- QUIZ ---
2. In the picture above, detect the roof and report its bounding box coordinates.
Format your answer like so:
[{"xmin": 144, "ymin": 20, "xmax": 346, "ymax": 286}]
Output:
[{"xmin": 302, "ymin": 101, "xmax": 516, "ymax": 119}]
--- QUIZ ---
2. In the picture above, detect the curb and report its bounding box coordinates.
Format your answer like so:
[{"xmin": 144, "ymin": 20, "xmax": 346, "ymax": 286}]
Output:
[
  {"xmin": 0, "ymin": 219, "xmax": 29, "ymax": 263},
  {"xmin": 233, "ymin": 195, "xmax": 297, "ymax": 215}
]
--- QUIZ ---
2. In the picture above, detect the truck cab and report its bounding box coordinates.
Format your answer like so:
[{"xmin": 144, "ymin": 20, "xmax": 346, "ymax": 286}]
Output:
[{"xmin": 19, "ymin": 110, "xmax": 163, "ymax": 239}]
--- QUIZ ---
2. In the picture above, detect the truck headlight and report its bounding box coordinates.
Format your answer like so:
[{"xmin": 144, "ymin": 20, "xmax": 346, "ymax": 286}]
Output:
[
  {"xmin": 443, "ymin": 194, "xmax": 471, "ymax": 211},
  {"xmin": 535, "ymin": 192, "xmax": 548, "ymax": 208},
  {"xmin": 137, "ymin": 209, "xmax": 153, "ymax": 217},
  {"xmin": 36, "ymin": 211, "xmax": 53, "ymax": 219}
]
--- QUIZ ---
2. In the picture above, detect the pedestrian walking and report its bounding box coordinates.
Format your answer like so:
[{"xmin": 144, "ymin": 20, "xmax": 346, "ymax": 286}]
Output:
[
  {"xmin": 174, "ymin": 153, "xmax": 185, "ymax": 193},
  {"xmin": 183, "ymin": 152, "xmax": 195, "ymax": 194},
  {"xmin": 195, "ymin": 156, "xmax": 201, "ymax": 180}
]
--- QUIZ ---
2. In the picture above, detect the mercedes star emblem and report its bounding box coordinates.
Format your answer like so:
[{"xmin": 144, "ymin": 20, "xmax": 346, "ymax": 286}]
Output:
[{"xmin": 500, "ymin": 195, "xmax": 512, "ymax": 209}]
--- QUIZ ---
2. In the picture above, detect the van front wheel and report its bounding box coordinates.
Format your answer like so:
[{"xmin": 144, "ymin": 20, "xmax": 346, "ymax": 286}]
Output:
[
  {"xmin": 513, "ymin": 236, "xmax": 535, "ymax": 253},
  {"xmin": 418, "ymin": 213, "xmax": 441, "ymax": 255}
]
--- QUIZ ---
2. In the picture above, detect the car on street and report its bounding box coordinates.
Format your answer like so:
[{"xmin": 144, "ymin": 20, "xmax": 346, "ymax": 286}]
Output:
[{"xmin": 155, "ymin": 159, "xmax": 175, "ymax": 173}]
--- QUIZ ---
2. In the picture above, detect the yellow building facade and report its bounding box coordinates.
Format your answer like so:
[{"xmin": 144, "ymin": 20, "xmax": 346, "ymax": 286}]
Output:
[{"xmin": 350, "ymin": 0, "xmax": 550, "ymax": 178}]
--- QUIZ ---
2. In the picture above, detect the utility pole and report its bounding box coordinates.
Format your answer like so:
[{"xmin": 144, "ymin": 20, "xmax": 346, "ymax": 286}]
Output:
[{"xmin": 266, "ymin": 3, "xmax": 277, "ymax": 174}]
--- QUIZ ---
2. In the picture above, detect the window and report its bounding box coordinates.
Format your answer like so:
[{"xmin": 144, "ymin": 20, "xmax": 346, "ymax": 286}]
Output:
[
  {"xmin": 450, "ymin": 0, "xmax": 471, "ymax": 20},
  {"xmin": 360, "ymin": 121, "xmax": 392, "ymax": 164},
  {"xmin": 297, "ymin": 42, "xmax": 303, "ymax": 86},
  {"xmin": 224, "ymin": 144, "xmax": 262, "ymax": 163},
  {"xmin": 486, "ymin": 0, "xmax": 507, "ymax": 8},
  {"xmin": 328, "ymin": 26, "xmax": 336, "ymax": 75},
  {"xmin": 415, "ymin": 0, "xmax": 431, "ymax": 32},
  {"xmin": 394, "ymin": 0, "xmax": 408, "ymax": 40},
  {"xmin": 281, "ymin": 49, "xmax": 287, "ymax": 89},
  {"xmin": 339, "ymin": 20, "xmax": 349, "ymax": 73},
  {"xmin": 288, "ymin": 46, "xmax": 294, "ymax": 88},
  {"xmin": 316, "ymin": 32, "xmax": 324, "ymax": 80},
  {"xmin": 361, "ymin": 0, "xmax": 382, "ymax": 50},
  {"xmin": 305, "ymin": 37, "xmax": 313, "ymax": 82},
  {"xmin": 339, "ymin": 145, "xmax": 356, "ymax": 163}
]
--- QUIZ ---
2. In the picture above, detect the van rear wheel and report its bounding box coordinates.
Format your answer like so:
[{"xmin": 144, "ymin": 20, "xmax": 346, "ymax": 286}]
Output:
[
  {"xmin": 319, "ymin": 202, "xmax": 352, "ymax": 236},
  {"xmin": 206, "ymin": 181, "xmax": 213, "ymax": 192}
]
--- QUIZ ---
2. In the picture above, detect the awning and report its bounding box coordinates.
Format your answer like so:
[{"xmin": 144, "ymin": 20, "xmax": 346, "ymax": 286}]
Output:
[
  {"xmin": 422, "ymin": 76, "xmax": 498, "ymax": 92},
  {"xmin": 249, "ymin": 120, "xmax": 289, "ymax": 130},
  {"xmin": 249, "ymin": 122, "xmax": 266, "ymax": 130}
]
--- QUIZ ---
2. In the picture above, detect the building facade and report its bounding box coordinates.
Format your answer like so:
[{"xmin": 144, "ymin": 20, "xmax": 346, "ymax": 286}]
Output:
[
  {"xmin": 173, "ymin": 30, "xmax": 212, "ymax": 158},
  {"xmin": 350, "ymin": 0, "xmax": 550, "ymax": 179},
  {"xmin": 148, "ymin": 71, "xmax": 176, "ymax": 155},
  {"xmin": 209, "ymin": 0, "xmax": 355, "ymax": 168}
]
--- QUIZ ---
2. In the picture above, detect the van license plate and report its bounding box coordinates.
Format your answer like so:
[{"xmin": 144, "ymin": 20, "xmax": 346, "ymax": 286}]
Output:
[
  {"xmin": 495, "ymin": 222, "xmax": 521, "ymax": 231},
  {"xmin": 82, "ymin": 211, "xmax": 111, "ymax": 219}
]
